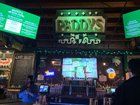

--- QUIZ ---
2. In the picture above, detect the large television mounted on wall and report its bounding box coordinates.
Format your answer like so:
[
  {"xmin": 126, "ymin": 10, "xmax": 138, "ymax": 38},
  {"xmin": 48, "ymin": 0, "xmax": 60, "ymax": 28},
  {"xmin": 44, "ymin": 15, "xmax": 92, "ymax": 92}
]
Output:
[
  {"xmin": 62, "ymin": 58, "xmax": 98, "ymax": 80},
  {"xmin": 123, "ymin": 10, "xmax": 140, "ymax": 38},
  {"xmin": 0, "ymin": 3, "xmax": 40, "ymax": 39}
]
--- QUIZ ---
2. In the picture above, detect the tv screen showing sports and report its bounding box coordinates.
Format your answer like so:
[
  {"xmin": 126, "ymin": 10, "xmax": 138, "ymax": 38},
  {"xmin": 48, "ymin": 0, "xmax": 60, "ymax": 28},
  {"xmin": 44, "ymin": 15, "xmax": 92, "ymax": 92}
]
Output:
[
  {"xmin": 123, "ymin": 10, "xmax": 140, "ymax": 38},
  {"xmin": 62, "ymin": 58, "xmax": 98, "ymax": 79},
  {"xmin": 0, "ymin": 3, "xmax": 40, "ymax": 39}
]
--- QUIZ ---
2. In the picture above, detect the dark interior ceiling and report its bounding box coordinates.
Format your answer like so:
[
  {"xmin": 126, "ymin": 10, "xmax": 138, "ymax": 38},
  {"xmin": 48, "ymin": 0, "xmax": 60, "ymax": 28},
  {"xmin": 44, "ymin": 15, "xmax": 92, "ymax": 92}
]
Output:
[{"xmin": 1, "ymin": 0, "xmax": 140, "ymax": 50}]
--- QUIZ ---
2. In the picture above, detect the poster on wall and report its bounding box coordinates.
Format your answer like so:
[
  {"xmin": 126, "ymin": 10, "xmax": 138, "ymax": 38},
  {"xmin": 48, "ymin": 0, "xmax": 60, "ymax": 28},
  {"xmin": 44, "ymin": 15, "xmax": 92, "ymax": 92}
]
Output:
[
  {"xmin": 10, "ymin": 53, "xmax": 35, "ymax": 88},
  {"xmin": 55, "ymin": 9, "xmax": 106, "ymax": 45}
]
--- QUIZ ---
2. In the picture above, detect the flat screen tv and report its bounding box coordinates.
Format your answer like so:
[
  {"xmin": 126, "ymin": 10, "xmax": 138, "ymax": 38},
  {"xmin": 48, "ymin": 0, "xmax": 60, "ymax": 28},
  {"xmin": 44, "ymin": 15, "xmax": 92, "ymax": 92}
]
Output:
[
  {"xmin": 62, "ymin": 58, "xmax": 98, "ymax": 80},
  {"xmin": 123, "ymin": 10, "xmax": 140, "ymax": 38},
  {"xmin": 39, "ymin": 85, "xmax": 49, "ymax": 93},
  {"xmin": 0, "ymin": 3, "xmax": 40, "ymax": 39}
]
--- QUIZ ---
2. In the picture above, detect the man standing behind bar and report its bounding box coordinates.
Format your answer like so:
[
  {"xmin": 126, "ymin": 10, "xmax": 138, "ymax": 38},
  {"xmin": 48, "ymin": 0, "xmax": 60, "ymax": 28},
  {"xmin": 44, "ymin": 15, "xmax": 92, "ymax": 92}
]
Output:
[{"xmin": 112, "ymin": 59, "xmax": 140, "ymax": 105}]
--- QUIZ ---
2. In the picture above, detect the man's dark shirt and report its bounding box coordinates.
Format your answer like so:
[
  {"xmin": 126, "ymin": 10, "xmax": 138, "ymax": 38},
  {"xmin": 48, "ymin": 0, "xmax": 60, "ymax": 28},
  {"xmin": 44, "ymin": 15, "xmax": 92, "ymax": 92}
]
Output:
[{"xmin": 112, "ymin": 76, "xmax": 140, "ymax": 105}]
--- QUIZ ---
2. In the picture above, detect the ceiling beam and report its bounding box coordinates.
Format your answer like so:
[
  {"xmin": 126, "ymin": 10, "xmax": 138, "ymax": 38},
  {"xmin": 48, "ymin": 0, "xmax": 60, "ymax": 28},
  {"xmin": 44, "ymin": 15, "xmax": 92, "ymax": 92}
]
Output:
[
  {"xmin": 15, "ymin": 0, "xmax": 132, "ymax": 3},
  {"xmin": 17, "ymin": 1, "xmax": 137, "ymax": 9}
]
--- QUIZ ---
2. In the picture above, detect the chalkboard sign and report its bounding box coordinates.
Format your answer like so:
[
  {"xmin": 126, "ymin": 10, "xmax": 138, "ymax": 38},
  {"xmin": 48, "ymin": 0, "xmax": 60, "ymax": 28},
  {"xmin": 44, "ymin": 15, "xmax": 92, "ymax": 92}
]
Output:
[{"xmin": 10, "ymin": 53, "xmax": 35, "ymax": 88}]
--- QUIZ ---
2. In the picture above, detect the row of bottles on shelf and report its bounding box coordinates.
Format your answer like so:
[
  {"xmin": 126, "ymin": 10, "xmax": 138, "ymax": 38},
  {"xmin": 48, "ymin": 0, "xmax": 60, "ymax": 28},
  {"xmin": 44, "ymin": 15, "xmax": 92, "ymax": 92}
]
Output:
[
  {"xmin": 62, "ymin": 85, "xmax": 96, "ymax": 97},
  {"xmin": 38, "ymin": 82, "xmax": 96, "ymax": 97},
  {"xmin": 0, "ymin": 74, "xmax": 9, "ymax": 79},
  {"xmin": 10, "ymin": 85, "xmax": 21, "ymax": 88},
  {"xmin": 44, "ymin": 83, "xmax": 96, "ymax": 97},
  {"xmin": 49, "ymin": 85, "xmax": 63, "ymax": 95},
  {"xmin": 0, "ymin": 65, "xmax": 11, "ymax": 68},
  {"xmin": 63, "ymin": 80, "xmax": 95, "ymax": 87}
]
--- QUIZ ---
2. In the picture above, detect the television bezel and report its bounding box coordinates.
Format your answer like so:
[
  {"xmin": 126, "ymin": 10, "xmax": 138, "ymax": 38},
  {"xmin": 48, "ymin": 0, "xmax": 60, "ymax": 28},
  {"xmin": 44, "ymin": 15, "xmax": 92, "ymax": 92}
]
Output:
[
  {"xmin": 62, "ymin": 57, "xmax": 98, "ymax": 80},
  {"xmin": 0, "ymin": 3, "xmax": 40, "ymax": 39}
]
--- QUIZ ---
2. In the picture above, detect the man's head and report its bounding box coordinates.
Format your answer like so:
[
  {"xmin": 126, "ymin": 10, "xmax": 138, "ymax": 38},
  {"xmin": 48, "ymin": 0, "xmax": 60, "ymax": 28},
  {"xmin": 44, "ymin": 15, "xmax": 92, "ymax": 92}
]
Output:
[
  {"xmin": 128, "ymin": 59, "xmax": 140, "ymax": 75},
  {"xmin": 26, "ymin": 75, "xmax": 34, "ymax": 84}
]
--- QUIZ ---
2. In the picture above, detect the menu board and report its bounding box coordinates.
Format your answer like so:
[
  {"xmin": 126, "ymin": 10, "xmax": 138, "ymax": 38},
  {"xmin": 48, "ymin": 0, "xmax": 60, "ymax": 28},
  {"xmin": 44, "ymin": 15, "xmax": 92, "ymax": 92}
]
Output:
[
  {"xmin": 10, "ymin": 53, "xmax": 35, "ymax": 88},
  {"xmin": 123, "ymin": 10, "xmax": 140, "ymax": 38},
  {"xmin": 0, "ymin": 3, "xmax": 40, "ymax": 39}
]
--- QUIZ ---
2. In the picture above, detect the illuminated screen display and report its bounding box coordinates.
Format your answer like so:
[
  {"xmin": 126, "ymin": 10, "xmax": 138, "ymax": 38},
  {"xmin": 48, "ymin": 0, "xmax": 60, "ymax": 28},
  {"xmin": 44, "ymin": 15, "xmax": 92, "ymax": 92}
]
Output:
[
  {"xmin": 45, "ymin": 70, "xmax": 55, "ymax": 78},
  {"xmin": 123, "ymin": 10, "xmax": 140, "ymax": 38},
  {"xmin": 62, "ymin": 58, "xmax": 98, "ymax": 79},
  {"xmin": 0, "ymin": 3, "xmax": 40, "ymax": 39},
  {"xmin": 39, "ymin": 85, "xmax": 49, "ymax": 93}
]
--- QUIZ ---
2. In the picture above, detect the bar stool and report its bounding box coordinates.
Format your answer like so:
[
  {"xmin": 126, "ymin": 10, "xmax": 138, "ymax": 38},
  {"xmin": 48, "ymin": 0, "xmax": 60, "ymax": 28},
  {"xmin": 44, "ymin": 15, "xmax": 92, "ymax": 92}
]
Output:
[
  {"xmin": 89, "ymin": 98, "xmax": 98, "ymax": 105},
  {"xmin": 103, "ymin": 97, "xmax": 112, "ymax": 105},
  {"xmin": 94, "ymin": 99, "xmax": 98, "ymax": 105}
]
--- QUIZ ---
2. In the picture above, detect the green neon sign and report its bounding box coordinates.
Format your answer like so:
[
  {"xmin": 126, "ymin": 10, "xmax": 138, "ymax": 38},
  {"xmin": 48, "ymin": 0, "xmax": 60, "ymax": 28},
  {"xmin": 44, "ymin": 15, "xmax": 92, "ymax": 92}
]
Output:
[
  {"xmin": 55, "ymin": 9, "xmax": 105, "ymax": 45},
  {"xmin": 57, "ymin": 33, "xmax": 105, "ymax": 45},
  {"xmin": 56, "ymin": 16, "xmax": 105, "ymax": 33},
  {"xmin": 55, "ymin": 10, "xmax": 105, "ymax": 33}
]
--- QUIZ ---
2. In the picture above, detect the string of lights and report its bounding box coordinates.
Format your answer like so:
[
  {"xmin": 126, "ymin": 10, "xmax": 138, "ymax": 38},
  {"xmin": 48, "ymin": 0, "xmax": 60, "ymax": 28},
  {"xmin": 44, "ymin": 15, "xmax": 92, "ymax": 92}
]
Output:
[{"xmin": 35, "ymin": 48, "xmax": 136, "ymax": 56}]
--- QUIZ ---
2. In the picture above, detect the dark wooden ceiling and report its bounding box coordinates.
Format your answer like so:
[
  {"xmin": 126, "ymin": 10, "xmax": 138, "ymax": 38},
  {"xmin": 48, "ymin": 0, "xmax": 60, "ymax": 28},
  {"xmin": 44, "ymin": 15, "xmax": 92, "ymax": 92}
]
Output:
[{"xmin": 2, "ymin": 0, "xmax": 140, "ymax": 50}]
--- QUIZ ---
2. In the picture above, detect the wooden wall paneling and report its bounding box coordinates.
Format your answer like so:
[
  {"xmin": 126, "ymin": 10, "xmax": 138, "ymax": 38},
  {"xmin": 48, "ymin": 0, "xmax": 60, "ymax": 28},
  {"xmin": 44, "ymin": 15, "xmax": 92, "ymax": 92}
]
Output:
[{"xmin": 4, "ymin": 0, "xmax": 139, "ymax": 49}]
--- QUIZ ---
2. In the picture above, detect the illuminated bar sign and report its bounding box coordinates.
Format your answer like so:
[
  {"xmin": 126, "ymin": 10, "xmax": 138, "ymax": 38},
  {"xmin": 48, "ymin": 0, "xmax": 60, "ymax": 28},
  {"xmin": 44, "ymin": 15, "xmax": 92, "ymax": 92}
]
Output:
[
  {"xmin": 58, "ymin": 33, "xmax": 105, "ymax": 45},
  {"xmin": 55, "ymin": 10, "xmax": 105, "ymax": 45},
  {"xmin": 56, "ymin": 10, "xmax": 105, "ymax": 33}
]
